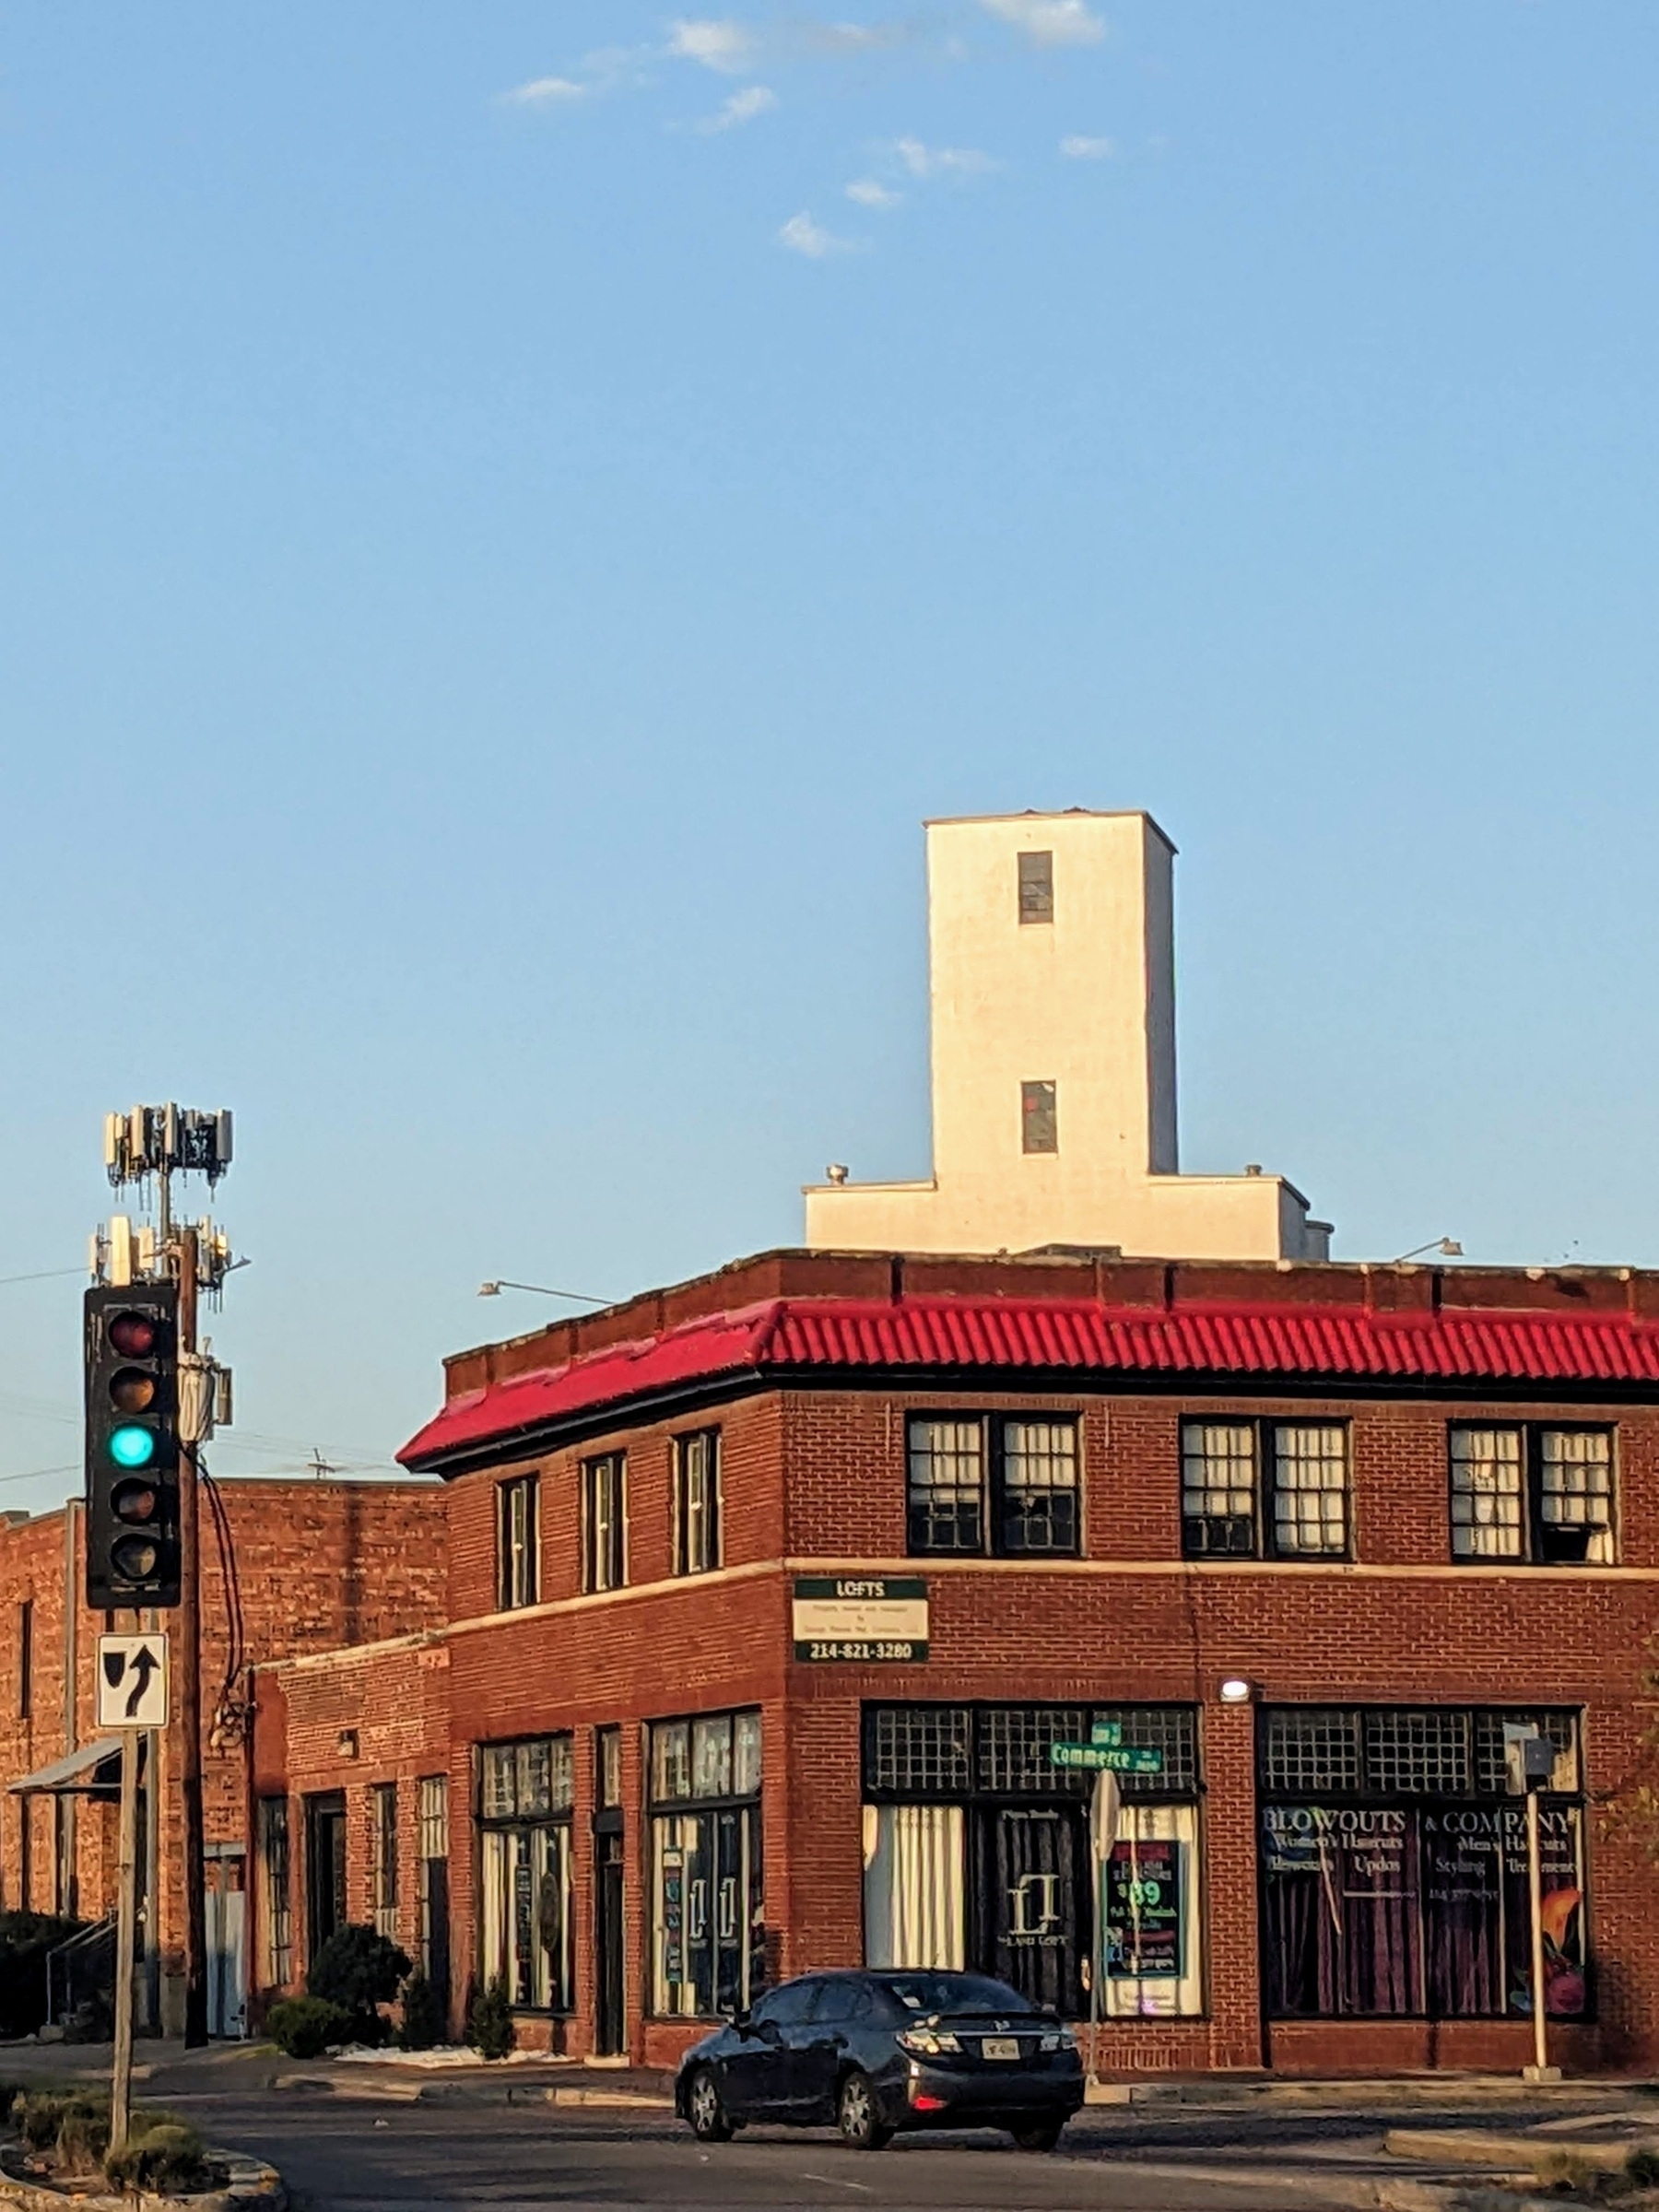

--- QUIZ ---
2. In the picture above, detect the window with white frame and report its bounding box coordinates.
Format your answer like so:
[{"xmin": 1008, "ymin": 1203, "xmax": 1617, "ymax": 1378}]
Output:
[
  {"xmin": 582, "ymin": 1453, "xmax": 627, "ymax": 1593},
  {"xmin": 1181, "ymin": 1419, "xmax": 1349, "ymax": 1559},
  {"xmin": 675, "ymin": 1432, "xmax": 721, "ymax": 1576},
  {"xmin": 496, "ymin": 1475, "xmax": 539, "ymax": 1610},
  {"xmin": 478, "ymin": 1736, "xmax": 574, "ymax": 2012},
  {"xmin": 649, "ymin": 1711, "xmax": 762, "ymax": 2018},
  {"xmin": 1451, "ymin": 1425, "xmax": 1614, "ymax": 1565}
]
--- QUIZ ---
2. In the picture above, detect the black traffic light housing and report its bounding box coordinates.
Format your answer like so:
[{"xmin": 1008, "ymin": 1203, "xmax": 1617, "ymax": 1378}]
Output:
[{"xmin": 85, "ymin": 1283, "xmax": 181, "ymax": 1610}]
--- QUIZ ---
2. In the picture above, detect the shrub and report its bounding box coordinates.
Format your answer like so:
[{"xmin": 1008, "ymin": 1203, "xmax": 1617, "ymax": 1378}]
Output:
[
  {"xmin": 466, "ymin": 1977, "xmax": 515, "ymax": 2062},
  {"xmin": 1627, "ymin": 2149, "xmax": 1659, "ymax": 2191},
  {"xmin": 397, "ymin": 1971, "xmax": 445, "ymax": 2052},
  {"xmin": 0, "ymin": 1913, "xmax": 86, "ymax": 2039},
  {"xmin": 265, "ymin": 1994, "xmax": 353, "ymax": 2060},
  {"xmin": 18, "ymin": 2091, "xmax": 76, "ymax": 2150},
  {"xmin": 54, "ymin": 2100, "xmax": 110, "ymax": 2176},
  {"xmin": 103, "ymin": 2120, "xmax": 208, "ymax": 2196},
  {"xmin": 307, "ymin": 1925, "xmax": 411, "ymax": 2045}
]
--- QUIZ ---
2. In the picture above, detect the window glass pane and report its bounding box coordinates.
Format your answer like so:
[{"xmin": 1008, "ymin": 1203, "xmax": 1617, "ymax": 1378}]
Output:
[
  {"xmin": 1181, "ymin": 1422, "xmax": 1256, "ymax": 1555},
  {"xmin": 1260, "ymin": 1709, "xmax": 1363, "ymax": 1795},
  {"xmin": 907, "ymin": 1418, "xmax": 984, "ymax": 1555},
  {"xmin": 1364, "ymin": 1710, "xmax": 1471, "ymax": 1796},
  {"xmin": 598, "ymin": 1728, "xmax": 623, "ymax": 1809},
  {"xmin": 481, "ymin": 1746, "xmax": 517, "ymax": 1819},
  {"xmin": 862, "ymin": 1804, "xmax": 966, "ymax": 1969},
  {"xmin": 1018, "ymin": 849, "xmax": 1053, "ymax": 924},
  {"xmin": 1539, "ymin": 1431, "xmax": 1614, "ymax": 1563},
  {"xmin": 518, "ymin": 1739, "xmax": 553, "ymax": 1817},
  {"xmin": 548, "ymin": 1736, "xmax": 575, "ymax": 1813},
  {"xmin": 733, "ymin": 1712, "xmax": 761, "ymax": 1798},
  {"xmin": 977, "ymin": 1707, "xmax": 1089, "ymax": 1796},
  {"xmin": 1450, "ymin": 1428, "xmax": 1524, "ymax": 1559},
  {"xmin": 418, "ymin": 1775, "xmax": 449, "ymax": 1860},
  {"xmin": 999, "ymin": 1419, "xmax": 1078, "ymax": 1555},
  {"xmin": 1271, "ymin": 1426, "xmax": 1347, "ymax": 1556},
  {"xmin": 865, "ymin": 1706, "xmax": 972, "ymax": 1796},
  {"xmin": 1020, "ymin": 1079, "xmax": 1058, "ymax": 1155},
  {"xmin": 692, "ymin": 1716, "xmax": 733, "ymax": 1799},
  {"xmin": 1091, "ymin": 1707, "xmax": 1200, "ymax": 1797},
  {"xmin": 652, "ymin": 1804, "xmax": 762, "ymax": 2019},
  {"xmin": 652, "ymin": 1721, "xmax": 690, "ymax": 1803}
]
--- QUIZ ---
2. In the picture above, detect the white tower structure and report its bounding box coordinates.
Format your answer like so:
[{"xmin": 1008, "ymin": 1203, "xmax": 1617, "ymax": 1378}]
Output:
[{"xmin": 804, "ymin": 810, "xmax": 1331, "ymax": 1264}]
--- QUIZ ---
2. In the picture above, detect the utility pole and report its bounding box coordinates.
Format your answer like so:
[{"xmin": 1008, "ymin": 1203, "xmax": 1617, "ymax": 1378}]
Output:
[
  {"xmin": 176, "ymin": 1227, "xmax": 207, "ymax": 2049},
  {"xmin": 90, "ymin": 1106, "xmax": 235, "ymax": 2053},
  {"xmin": 110, "ymin": 1733, "xmax": 140, "ymax": 2149}
]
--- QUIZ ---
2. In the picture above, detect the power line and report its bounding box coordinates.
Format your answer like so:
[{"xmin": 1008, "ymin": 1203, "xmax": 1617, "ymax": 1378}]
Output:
[{"xmin": 0, "ymin": 1267, "xmax": 84, "ymax": 1290}]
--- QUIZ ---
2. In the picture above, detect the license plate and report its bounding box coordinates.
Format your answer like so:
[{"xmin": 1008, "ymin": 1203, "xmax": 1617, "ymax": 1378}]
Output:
[{"xmin": 982, "ymin": 2037, "xmax": 1022, "ymax": 2061}]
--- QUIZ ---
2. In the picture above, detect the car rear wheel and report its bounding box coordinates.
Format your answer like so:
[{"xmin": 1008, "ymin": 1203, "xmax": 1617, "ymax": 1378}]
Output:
[
  {"xmin": 1011, "ymin": 2119, "xmax": 1064, "ymax": 2152},
  {"xmin": 687, "ymin": 2067, "xmax": 734, "ymax": 2143},
  {"xmin": 836, "ymin": 2069, "xmax": 891, "ymax": 2151}
]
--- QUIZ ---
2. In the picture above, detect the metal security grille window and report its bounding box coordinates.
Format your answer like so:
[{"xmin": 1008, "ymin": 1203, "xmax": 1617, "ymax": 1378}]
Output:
[
  {"xmin": 674, "ymin": 1431, "xmax": 721, "ymax": 1576},
  {"xmin": 478, "ymin": 1736, "xmax": 575, "ymax": 2012},
  {"xmin": 862, "ymin": 1704, "xmax": 1204, "ymax": 2020},
  {"xmin": 370, "ymin": 1783, "xmax": 397, "ymax": 1938},
  {"xmin": 257, "ymin": 1796, "xmax": 291, "ymax": 1989},
  {"xmin": 649, "ymin": 1711, "xmax": 763, "ymax": 2019},
  {"xmin": 1258, "ymin": 1705, "xmax": 1586, "ymax": 2023},
  {"xmin": 1450, "ymin": 1425, "xmax": 1615, "ymax": 1565},
  {"xmin": 496, "ymin": 1475, "xmax": 539, "ymax": 1610},
  {"xmin": 582, "ymin": 1453, "xmax": 627, "ymax": 1593},
  {"xmin": 1180, "ymin": 1419, "xmax": 1348, "ymax": 1559},
  {"xmin": 906, "ymin": 1415, "xmax": 1081, "ymax": 1559},
  {"xmin": 417, "ymin": 1775, "xmax": 449, "ymax": 1986},
  {"xmin": 1020, "ymin": 1080, "xmax": 1058, "ymax": 1154},
  {"xmin": 1018, "ymin": 850, "xmax": 1054, "ymax": 924}
]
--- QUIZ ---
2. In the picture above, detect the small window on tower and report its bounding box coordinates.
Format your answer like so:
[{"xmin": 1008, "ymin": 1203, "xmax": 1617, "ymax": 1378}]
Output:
[
  {"xmin": 1021, "ymin": 1080, "xmax": 1058, "ymax": 1155},
  {"xmin": 1018, "ymin": 850, "xmax": 1053, "ymax": 924}
]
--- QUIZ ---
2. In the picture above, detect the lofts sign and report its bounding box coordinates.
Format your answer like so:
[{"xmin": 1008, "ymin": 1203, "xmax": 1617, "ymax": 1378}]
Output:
[{"xmin": 792, "ymin": 1576, "xmax": 928, "ymax": 1664}]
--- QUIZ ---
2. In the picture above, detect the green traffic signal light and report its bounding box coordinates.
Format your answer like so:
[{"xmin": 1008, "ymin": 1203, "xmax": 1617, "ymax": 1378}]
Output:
[{"xmin": 108, "ymin": 1424, "xmax": 157, "ymax": 1469}]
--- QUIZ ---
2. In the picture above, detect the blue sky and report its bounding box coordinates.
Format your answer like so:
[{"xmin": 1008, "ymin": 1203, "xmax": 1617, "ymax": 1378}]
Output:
[{"xmin": 3, "ymin": 2, "xmax": 1658, "ymax": 1511}]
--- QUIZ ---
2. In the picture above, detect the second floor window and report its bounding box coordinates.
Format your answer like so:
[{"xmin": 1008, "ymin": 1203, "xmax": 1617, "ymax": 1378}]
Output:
[
  {"xmin": 582, "ymin": 1453, "xmax": 627, "ymax": 1593},
  {"xmin": 907, "ymin": 1415, "xmax": 1080, "ymax": 1558},
  {"xmin": 497, "ymin": 1475, "xmax": 539, "ymax": 1610},
  {"xmin": 1451, "ymin": 1425, "xmax": 1614, "ymax": 1564},
  {"xmin": 1181, "ymin": 1420, "xmax": 1348, "ymax": 1559},
  {"xmin": 675, "ymin": 1430, "xmax": 721, "ymax": 1576}
]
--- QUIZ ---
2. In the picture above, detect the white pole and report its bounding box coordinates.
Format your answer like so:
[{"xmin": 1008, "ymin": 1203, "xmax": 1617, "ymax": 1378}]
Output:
[
  {"xmin": 110, "ymin": 1733, "xmax": 139, "ymax": 2151},
  {"xmin": 1523, "ymin": 1788, "xmax": 1559, "ymax": 2082}
]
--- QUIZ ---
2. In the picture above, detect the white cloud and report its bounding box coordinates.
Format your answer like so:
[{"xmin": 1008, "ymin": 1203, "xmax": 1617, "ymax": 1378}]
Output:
[
  {"xmin": 668, "ymin": 18, "xmax": 757, "ymax": 71},
  {"xmin": 895, "ymin": 135, "xmax": 997, "ymax": 180},
  {"xmin": 846, "ymin": 177, "xmax": 902, "ymax": 207},
  {"xmin": 1060, "ymin": 134, "xmax": 1114, "ymax": 159},
  {"xmin": 780, "ymin": 209, "xmax": 852, "ymax": 257},
  {"xmin": 699, "ymin": 84, "xmax": 778, "ymax": 131},
  {"xmin": 980, "ymin": 0, "xmax": 1106, "ymax": 48},
  {"xmin": 802, "ymin": 19, "xmax": 912, "ymax": 52},
  {"xmin": 503, "ymin": 75, "xmax": 589, "ymax": 104}
]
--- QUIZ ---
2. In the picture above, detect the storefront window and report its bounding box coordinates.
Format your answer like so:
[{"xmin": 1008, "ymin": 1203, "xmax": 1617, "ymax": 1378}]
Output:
[
  {"xmin": 650, "ymin": 1710, "xmax": 762, "ymax": 2018},
  {"xmin": 477, "ymin": 1735, "xmax": 574, "ymax": 2011},
  {"xmin": 1259, "ymin": 1706, "xmax": 1586, "ymax": 2020},
  {"xmin": 862, "ymin": 1703, "xmax": 1202, "ymax": 2020}
]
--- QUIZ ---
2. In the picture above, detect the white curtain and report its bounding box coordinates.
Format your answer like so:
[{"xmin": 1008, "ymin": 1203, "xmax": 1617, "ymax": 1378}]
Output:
[{"xmin": 863, "ymin": 1805, "xmax": 965, "ymax": 1970}]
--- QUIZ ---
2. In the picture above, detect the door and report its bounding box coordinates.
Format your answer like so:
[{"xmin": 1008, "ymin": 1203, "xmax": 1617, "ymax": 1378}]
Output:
[
  {"xmin": 304, "ymin": 1794, "xmax": 347, "ymax": 1965},
  {"xmin": 723, "ymin": 1981, "xmax": 817, "ymax": 2119},
  {"xmin": 794, "ymin": 1976, "xmax": 870, "ymax": 2120},
  {"xmin": 594, "ymin": 1834, "xmax": 626, "ymax": 2056},
  {"xmin": 976, "ymin": 1806, "xmax": 1088, "ymax": 2017},
  {"xmin": 205, "ymin": 1851, "xmax": 247, "ymax": 2039}
]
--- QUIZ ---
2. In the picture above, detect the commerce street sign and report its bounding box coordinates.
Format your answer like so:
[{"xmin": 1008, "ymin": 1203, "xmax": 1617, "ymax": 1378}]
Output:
[{"xmin": 1051, "ymin": 1742, "xmax": 1164, "ymax": 1776}]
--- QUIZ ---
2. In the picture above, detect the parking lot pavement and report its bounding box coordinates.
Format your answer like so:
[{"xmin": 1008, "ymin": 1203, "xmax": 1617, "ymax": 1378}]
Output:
[{"xmin": 156, "ymin": 2089, "xmax": 1455, "ymax": 2212}]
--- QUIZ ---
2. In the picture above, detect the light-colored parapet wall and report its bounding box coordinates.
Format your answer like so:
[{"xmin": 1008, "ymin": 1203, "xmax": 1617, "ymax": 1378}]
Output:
[{"xmin": 806, "ymin": 1168, "xmax": 1329, "ymax": 1264}]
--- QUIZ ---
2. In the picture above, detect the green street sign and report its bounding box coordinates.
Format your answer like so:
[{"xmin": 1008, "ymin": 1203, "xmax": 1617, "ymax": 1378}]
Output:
[
  {"xmin": 1050, "ymin": 1743, "xmax": 1164, "ymax": 1775},
  {"xmin": 1090, "ymin": 1720, "xmax": 1123, "ymax": 1747}
]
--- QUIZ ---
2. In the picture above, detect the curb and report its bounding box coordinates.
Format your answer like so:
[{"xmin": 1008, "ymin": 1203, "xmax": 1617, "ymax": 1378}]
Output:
[
  {"xmin": 272, "ymin": 2072, "xmax": 674, "ymax": 2111},
  {"xmin": 0, "ymin": 2149, "xmax": 283, "ymax": 2212},
  {"xmin": 1386, "ymin": 2124, "xmax": 1659, "ymax": 2173}
]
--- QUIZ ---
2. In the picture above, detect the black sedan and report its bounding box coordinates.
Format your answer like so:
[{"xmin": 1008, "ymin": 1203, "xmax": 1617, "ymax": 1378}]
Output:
[{"xmin": 674, "ymin": 1969, "xmax": 1085, "ymax": 2152}]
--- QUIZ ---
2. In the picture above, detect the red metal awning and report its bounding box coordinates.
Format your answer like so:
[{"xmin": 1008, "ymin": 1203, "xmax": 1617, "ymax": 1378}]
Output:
[{"xmin": 398, "ymin": 1294, "xmax": 1659, "ymax": 1472}]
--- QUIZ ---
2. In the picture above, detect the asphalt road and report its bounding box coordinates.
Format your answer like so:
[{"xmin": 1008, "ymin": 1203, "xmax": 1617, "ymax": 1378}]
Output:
[{"xmin": 167, "ymin": 2092, "xmax": 1430, "ymax": 2212}]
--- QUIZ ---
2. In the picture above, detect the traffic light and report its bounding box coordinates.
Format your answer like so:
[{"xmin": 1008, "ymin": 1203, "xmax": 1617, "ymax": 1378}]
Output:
[{"xmin": 85, "ymin": 1283, "xmax": 181, "ymax": 1610}]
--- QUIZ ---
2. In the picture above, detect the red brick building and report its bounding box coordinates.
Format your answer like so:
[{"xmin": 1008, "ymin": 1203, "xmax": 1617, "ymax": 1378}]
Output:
[
  {"xmin": 246, "ymin": 1246, "xmax": 1659, "ymax": 2076},
  {"xmin": 0, "ymin": 1480, "xmax": 445, "ymax": 2033}
]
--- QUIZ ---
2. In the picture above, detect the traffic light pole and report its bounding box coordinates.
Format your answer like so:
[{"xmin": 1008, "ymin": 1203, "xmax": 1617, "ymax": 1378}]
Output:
[
  {"xmin": 109, "ymin": 1732, "xmax": 139, "ymax": 2150},
  {"xmin": 176, "ymin": 1228, "xmax": 208, "ymax": 2049}
]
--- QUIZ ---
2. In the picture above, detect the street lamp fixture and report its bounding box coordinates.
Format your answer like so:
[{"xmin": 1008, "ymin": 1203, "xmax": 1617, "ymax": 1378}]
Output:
[
  {"xmin": 1388, "ymin": 1237, "xmax": 1463, "ymax": 1265},
  {"xmin": 477, "ymin": 1278, "xmax": 611, "ymax": 1307}
]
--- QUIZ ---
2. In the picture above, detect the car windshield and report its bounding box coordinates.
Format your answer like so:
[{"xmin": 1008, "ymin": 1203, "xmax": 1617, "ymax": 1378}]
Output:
[{"xmin": 881, "ymin": 1973, "xmax": 1034, "ymax": 2017}]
